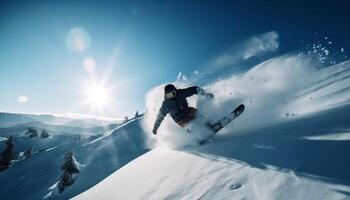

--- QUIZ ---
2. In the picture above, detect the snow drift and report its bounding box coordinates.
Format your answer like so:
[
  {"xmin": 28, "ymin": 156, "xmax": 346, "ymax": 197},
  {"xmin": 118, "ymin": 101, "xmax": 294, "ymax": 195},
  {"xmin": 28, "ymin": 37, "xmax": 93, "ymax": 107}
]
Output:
[{"xmin": 143, "ymin": 55, "xmax": 350, "ymax": 148}]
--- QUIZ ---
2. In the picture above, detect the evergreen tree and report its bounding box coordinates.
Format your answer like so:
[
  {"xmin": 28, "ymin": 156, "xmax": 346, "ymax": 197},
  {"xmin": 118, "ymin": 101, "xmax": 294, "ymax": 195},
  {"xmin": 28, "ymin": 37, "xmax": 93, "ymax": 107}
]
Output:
[
  {"xmin": 0, "ymin": 136, "xmax": 15, "ymax": 171},
  {"xmin": 40, "ymin": 130, "xmax": 50, "ymax": 138},
  {"xmin": 24, "ymin": 147, "xmax": 33, "ymax": 159},
  {"xmin": 26, "ymin": 128, "xmax": 38, "ymax": 138},
  {"xmin": 123, "ymin": 116, "xmax": 129, "ymax": 123},
  {"xmin": 58, "ymin": 152, "xmax": 79, "ymax": 193}
]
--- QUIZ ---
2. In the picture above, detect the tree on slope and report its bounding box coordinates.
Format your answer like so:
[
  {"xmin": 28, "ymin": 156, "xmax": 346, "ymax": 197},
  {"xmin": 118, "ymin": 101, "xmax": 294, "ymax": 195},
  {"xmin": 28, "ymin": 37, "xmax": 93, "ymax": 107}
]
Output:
[
  {"xmin": 40, "ymin": 130, "xmax": 50, "ymax": 138},
  {"xmin": 0, "ymin": 136, "xmax": 15, "ymax": 171},
  {"xmin": 24, "ymin": 147, "xmax": 33, "ymax": 159},
  {"xmin": 135, "ymin": 110, "xmax": 140, "ymax": 118},
  {"xmin": 26, "ymin": 128, "xmax": 38, "ymax": 138},
  {"xmin": 58, "ymin": 152, "xmax": 80, "ymax": 193},
  {"xmin": 123, "ymin": 116, "xmax": 129, "ymax": 123}
]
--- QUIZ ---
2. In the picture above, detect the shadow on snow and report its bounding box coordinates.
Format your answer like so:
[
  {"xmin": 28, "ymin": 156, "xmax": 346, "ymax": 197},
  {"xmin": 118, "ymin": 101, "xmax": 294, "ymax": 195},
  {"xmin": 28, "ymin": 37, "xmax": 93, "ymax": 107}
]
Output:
[{"xmin": 186, "ymin": 103, "xmax": 350, "ymax": 187}]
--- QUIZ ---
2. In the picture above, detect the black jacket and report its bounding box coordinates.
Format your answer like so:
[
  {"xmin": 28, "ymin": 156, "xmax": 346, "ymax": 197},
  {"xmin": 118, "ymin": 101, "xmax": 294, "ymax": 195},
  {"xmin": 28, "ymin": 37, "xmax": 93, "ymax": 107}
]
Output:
[
  {"xmin": 153, "ymin": 86, "xmax": 209, "ymax": 132},
  {"xmin": 160, "ymin": 86, "xmax": 199, "ymax": 122}
]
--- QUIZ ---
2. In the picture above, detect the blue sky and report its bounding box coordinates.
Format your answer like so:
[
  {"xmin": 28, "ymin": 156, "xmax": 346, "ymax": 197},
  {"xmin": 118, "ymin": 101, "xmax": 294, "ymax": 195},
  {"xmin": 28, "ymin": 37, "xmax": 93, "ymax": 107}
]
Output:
[{"xmin": 0, "ymin": 0, "xmax": 349, "ymax": 119}]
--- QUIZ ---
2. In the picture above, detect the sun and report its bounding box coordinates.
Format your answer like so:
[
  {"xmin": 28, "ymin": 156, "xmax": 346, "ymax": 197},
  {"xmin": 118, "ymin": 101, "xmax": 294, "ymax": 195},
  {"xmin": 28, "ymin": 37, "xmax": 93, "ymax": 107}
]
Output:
[{"xmin": 84, "ymin": 82, "xmax": 111, "ymax": 110}]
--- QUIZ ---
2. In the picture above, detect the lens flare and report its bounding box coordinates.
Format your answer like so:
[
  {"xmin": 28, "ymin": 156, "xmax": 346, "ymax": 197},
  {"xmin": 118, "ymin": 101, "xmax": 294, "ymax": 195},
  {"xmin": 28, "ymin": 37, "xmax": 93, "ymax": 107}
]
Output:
[
  {"xmin": 66, "ymin": 27, "xmax": 91, "ymax": 52},
  {"xmin": 18, "ymin": 96, "xmax": 28, "ymax": 103},
  {"xmin": 84, "ymin": 57, "xmax": 96, "ymax": 74}
]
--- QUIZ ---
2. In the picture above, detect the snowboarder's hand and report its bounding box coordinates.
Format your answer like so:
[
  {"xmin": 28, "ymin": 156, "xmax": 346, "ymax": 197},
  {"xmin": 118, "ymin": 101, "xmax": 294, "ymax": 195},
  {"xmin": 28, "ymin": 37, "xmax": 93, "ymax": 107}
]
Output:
[
  {"xmin": 206, "ymin": 93, "xmax": 214, "ymax": 99},
  {"xmin": 152, "ymin": 127, "xmax": 158, "ymax": 135}
]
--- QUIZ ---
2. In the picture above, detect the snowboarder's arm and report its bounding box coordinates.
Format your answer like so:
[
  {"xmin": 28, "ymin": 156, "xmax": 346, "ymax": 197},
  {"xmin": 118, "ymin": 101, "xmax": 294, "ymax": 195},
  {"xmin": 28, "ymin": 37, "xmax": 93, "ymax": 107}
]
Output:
[
  {"xmin": 183, "ymin": 86, "xmax": 214, "ymax": 98},
  {"xmin": 152, "ymin": 102, "xmax": 168, "ymax": 135},
  {"xmin": 153, "ymin": 112, "xmax": 165, "ymax": 135}
]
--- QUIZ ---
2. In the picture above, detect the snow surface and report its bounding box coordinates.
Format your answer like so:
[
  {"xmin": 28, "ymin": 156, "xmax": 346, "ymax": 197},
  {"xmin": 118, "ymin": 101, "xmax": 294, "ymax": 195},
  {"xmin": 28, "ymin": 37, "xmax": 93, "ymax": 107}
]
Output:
[
  {"xmin": 73, "ymin": 146, "xmax": 349, "ymax": 200},
  {"xmin": 74, "ymin": 56, "xmax": 350, "ymax": 200},
  {"xmin": 0, "ymin": 115, "xmax": 149, "ymax": 200}
]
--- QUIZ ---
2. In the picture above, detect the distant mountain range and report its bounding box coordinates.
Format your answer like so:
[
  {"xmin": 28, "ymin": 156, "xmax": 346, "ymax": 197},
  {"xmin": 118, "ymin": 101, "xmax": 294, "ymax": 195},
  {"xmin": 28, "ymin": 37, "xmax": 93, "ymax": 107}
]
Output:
[{"xmin": 0, "ymin": 112, "xmax": 120, "ymax": 128}]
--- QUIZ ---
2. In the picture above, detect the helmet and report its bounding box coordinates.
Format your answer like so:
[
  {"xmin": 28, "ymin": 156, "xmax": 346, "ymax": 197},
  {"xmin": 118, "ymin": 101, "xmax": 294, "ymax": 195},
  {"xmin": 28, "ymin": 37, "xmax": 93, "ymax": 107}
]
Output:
[
  {"xmin": 164, "ymin": 84, "xmax": 176, "ymax": 94},
  {"xmin": 164, "ymin": 84, "xmax": 177, "ymax": 99}
]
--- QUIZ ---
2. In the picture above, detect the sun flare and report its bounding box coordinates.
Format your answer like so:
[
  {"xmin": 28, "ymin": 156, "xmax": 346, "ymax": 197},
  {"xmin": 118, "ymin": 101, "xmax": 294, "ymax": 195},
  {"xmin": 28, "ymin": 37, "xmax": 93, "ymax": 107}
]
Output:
[{"xmin": 84, "ymin": 82, "xmax": 111, "ymax": 110}]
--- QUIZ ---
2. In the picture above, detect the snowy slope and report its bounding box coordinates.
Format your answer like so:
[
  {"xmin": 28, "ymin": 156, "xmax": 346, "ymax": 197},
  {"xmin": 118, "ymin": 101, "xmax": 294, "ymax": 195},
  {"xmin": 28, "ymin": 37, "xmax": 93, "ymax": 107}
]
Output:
[
  {"xmin": 73, "ymin": 104, "xmax": 350, "ymax": 200},
  {"xmin": 0, "ymin": 117, "xmax": 150, "ymax": 200},
  {"xmin": 74, "ymin": 56, "xmax": 350, "ymax": 200}
]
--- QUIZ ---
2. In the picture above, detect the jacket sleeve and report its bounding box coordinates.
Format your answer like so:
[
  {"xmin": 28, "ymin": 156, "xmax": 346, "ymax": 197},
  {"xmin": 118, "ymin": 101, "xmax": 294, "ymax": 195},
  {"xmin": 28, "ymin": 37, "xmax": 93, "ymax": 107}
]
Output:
[
  {"xmin": 182, "ymin": 86, "xmax": 208, "ymax": 97},
  {"xmin": 153, "ymin": 101, "xmax": 169, "ymax": 131}
]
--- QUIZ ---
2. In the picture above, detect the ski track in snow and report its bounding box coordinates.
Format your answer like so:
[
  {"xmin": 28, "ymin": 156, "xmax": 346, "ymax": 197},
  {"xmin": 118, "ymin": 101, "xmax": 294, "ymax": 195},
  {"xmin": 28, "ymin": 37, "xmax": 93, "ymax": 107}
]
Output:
[
  {"xmin": 73, "ymin": 55, "xmax": 350, "ymax": 200},
  {"xmin": 45, "ymin": 146, "xmax": 58, "ymax": 152}
]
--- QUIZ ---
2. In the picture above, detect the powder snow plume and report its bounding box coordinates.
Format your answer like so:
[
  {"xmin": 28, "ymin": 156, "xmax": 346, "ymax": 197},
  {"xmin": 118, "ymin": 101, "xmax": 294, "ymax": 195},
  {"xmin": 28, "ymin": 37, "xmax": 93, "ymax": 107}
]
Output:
[{"xmin": 142, "ymin": 54, "xmax": 350, "ymax": 149}]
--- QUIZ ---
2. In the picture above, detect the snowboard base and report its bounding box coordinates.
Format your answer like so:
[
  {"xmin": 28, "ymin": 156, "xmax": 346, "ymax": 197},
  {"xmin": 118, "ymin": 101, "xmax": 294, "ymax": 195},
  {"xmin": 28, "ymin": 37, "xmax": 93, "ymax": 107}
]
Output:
[{"xmin": 199, "ymin": 104, "xmax": 245, "ymax": 145}]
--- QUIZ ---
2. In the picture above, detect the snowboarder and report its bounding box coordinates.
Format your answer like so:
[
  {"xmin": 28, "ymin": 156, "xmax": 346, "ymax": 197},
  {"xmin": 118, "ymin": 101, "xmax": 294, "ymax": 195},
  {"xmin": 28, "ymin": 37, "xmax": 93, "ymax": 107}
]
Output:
[{"xmin": 152, "ymin": 84, "xmax": 214, "ymax": 135}]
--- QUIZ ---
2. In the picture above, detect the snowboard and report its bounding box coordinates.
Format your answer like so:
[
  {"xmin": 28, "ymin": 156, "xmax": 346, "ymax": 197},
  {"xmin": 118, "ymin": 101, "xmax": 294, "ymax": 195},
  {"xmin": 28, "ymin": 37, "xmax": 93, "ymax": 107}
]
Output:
[{"xmin": 199, "ymin": 104, "xmax": 245, "ymax": 145}]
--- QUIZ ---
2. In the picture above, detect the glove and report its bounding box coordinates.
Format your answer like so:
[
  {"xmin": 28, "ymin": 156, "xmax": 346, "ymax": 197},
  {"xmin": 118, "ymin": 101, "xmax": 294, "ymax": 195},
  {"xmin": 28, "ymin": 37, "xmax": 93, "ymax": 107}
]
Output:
[
  {"xmin": 152, "ymin": 127, "xmax": 158, "ymax": 135},
  {"xmin": 206, "ymin": 93, "xmax": 214, "ymax": 99},
  {"xmin": 197, "ymin": 87, "xmax": 214, "ymax": 99}
]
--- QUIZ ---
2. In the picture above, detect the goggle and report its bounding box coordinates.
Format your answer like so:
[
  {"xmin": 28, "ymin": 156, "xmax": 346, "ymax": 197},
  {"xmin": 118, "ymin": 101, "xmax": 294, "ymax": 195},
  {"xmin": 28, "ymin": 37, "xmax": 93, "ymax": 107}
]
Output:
[{"xmin": 164, "ymin": 90, "xmax": 176, "ymax": 99}]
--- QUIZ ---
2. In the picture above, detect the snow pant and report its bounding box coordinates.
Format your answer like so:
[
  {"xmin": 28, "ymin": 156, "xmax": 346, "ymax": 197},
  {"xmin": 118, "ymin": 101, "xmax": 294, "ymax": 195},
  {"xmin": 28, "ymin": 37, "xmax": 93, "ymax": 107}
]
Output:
[{"xmin": 176, "ymin": 107, "xmax": 197, "ymax": 127}]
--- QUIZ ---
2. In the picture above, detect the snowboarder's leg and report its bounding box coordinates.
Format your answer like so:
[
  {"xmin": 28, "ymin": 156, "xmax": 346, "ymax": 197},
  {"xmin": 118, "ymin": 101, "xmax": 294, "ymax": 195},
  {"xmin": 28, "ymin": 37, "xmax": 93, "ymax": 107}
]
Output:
[{"xmin": 176, "ymin": 107, "xmax": 197, "ymax": 127}]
